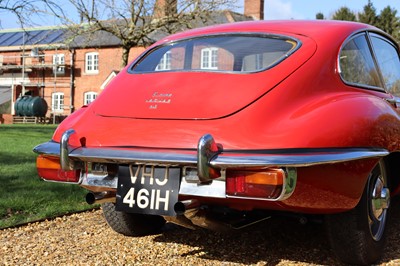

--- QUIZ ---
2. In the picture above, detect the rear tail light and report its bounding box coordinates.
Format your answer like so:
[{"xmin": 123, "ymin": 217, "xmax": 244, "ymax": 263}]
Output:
[
  {"xmin": 226, "ymin": 169, "xmax": 285, "ymax": 199},
  {"xmin": 36, "ymin": 155, "xmax": 81, "ymax": 183}
]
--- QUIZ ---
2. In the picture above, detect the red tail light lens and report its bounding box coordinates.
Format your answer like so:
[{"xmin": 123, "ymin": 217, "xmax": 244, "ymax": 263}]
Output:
[
  {"xmin": 226, "ymin": 169, "xmax": 285, "ymax": 199},
  {"xmin": 36, "ymin": 155, "xmax": 81, "ymax": 183}
]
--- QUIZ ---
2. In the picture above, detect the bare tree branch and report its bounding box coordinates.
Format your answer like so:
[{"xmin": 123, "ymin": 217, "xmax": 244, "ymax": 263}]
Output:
[
  {"xmin": 20, "ymin": 0, "xmax": 237, "ymax": 66},
  {"xmin": 0, "ymin": 0, "xmax": 35, "ymax": 28}
]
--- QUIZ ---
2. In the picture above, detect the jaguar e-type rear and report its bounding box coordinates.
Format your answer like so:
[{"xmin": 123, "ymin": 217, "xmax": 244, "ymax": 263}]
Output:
[{"xmin": 34, "ymin": 20, "xmax": 400, "ymax": 265}]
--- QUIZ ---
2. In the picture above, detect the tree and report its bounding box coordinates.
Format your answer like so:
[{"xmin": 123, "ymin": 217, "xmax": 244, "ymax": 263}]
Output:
[
  {"xmin": 319, "ymin": 2, "xmax": 400, "ymax": 42},
  {"xmin": 332, "ymin": 7, "xmax": 357, "ymax": 21},
  {"xmin": 0, "ymin": 0, "xmax": 34, "ymax": 27},
  {"xmin": 40, "ymin": 0, "xmax": 235, "ymax": 67},
  {"xmin": 316, "ymin": 12, "xmax": 324, "ymax": 20},
  {"xmin": 358, "ymin": 0, "xmax": 378, "ymax": 25},
  {"xmin": 378, "ymin": 6, "xmax": 400, "ymax": 40}
]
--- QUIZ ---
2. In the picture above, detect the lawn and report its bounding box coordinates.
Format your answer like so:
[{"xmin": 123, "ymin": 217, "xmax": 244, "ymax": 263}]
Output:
[{"xmin": 0, "ymin": 125, "xmax": 95, "ymax": 228}]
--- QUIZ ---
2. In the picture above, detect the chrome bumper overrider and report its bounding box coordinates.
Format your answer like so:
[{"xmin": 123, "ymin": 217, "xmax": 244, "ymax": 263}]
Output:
[{"xmin": 33, "ymin": 130, "xmax": 389, "ymax": 202}]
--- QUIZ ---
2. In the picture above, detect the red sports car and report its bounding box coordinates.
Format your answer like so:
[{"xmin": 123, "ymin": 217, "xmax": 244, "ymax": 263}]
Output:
[{"xmin": 34, "ymin": 20, "xmax": 400, "ymax": 265}]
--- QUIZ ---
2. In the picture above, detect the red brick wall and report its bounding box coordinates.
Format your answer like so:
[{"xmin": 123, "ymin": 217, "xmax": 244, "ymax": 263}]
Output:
[
  {"xmin": 72, "ymin": 46, "xmax": 145, "ymax": 110},
  {"xmin": 26, "ymin": 46, "xmax": 145, "ymax": 116},
  {"xmin": 244, "ymin": 0, "xmax": 264, "ymax": 20},
  {"xmin": 0, "ymin": 114, "xmax": 13, "ymax": 124},
  {"xmin": 0, "ymin": 46, "xmax": 146, "ymax": 123}
]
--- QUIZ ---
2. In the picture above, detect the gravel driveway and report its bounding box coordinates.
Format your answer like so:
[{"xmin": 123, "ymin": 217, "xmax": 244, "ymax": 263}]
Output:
[{"xmin": 2, "ymin": 201, "xmax": 400, "ymax": 265}]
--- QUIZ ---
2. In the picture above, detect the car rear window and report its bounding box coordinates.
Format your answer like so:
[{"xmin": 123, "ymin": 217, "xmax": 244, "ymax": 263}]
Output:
[{"xmin": 130, "ymin": 35, "xmax": 299, "ymax": 73}]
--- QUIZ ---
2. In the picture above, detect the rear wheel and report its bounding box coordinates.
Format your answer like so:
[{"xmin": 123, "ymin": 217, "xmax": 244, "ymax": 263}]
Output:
[
  {"xmin": 325, "ymin": 159, "xmax": 390, "ymax": 265},
  {"xmin": 102, "ymin": 202, "xmax": 166, "ymax": 236}
]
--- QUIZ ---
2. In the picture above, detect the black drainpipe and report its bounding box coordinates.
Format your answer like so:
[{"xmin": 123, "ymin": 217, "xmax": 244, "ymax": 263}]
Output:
[{"xmin": 69, "ymin": 49, "xmax": 75, "ymax": 114}]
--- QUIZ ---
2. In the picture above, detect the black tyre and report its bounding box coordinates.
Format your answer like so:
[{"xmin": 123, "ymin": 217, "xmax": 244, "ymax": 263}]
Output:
[
  {"xmin": 102, "ymin": 202, "xmax": 166, "ymax": 236},
  {"xmin": 325, "ymin": 159, "xmax": 390, "ymax": 265}
]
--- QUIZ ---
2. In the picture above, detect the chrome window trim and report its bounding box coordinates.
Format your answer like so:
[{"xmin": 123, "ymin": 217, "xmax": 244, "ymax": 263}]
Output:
[
  {"xmin": 368, "ymin": 32, "xmax": 400, "ymax": 95},
  {"xmin": 128, "ymin": 33, "xmax": 302, "ymax": 75},
  {"xmin": 338, "ymin": 31, "xmax": 384, "ymax": 91},
  {"xmin": 338, "ymin": 28, "xmax": 400, "ymax": 93}
]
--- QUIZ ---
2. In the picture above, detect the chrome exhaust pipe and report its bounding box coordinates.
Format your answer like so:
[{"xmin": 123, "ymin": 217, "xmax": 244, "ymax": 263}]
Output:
[
  {"xmin": 86, "ymin": 191, "xmax": 116, "ymax": 205},
  {"xmin": 174, "ymin": 199, "xmax": 200, "ymax": 216}
]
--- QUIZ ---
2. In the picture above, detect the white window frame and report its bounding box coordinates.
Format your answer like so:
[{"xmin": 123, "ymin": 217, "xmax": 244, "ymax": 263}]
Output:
[
  {"xmin": 156, "ymin": 51, "xmax": 172, "ymax": 71},
  {"xmin": 85, "ymin": 52, "xmax": 99, "ymax": 74},
  {"xmin": 84, "ymin": 91, "xmax": 98, "ymax": 105},
  {"xmin": 53, "ymin": 54, "xmax": 65, "ymax": 75},
  {"xmin": 255, "ymin": 54, "xmax": 264, "ymax": 70},
  {"xmin": 201, "ymin": 47, "xmax": 218, "ymax": 70},
  {"xmin": 52, "ymin": 92, "xmax": 64, "ymax": 112}
]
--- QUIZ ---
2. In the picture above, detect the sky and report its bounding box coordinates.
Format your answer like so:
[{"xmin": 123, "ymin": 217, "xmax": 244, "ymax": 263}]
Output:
[
  {"xmin": 264, "ymin": 0, "xmax": 400, "ymax": 20},
  {"xmin": 0, "ymin": 0, "xmax": 400, "ymax": 29}
]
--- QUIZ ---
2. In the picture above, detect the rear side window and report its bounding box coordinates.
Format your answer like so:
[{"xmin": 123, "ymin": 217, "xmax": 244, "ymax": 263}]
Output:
[
  {"xmin": 370, "ymin": 34, "xmax": 400, "ymax": 96},
  {"xmin": 339, "ymin": 34, "xmax": 382, "ymax": 88},
  {"xmin": 131, "ymin": 35, "xmax": 298, "ymax": 73}
]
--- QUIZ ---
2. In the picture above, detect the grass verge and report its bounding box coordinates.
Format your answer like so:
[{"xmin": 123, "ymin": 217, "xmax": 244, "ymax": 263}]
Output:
[{"xmin": 0, "ymin": 124, "xmax": 95, "ymax": 229}]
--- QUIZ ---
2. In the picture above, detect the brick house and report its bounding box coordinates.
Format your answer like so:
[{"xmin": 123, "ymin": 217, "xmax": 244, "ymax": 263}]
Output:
[{"xmin": 0, "ymin": 0, "xmax": 263, "ymax": 124}]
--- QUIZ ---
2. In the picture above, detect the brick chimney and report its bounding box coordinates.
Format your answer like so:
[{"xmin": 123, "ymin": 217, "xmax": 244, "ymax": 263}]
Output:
[
  {"xmin": 244, "ymin": 0, "xmax": 264, "ymax": 20},
  {"xmin": 154, "ymin": 0, "xmax": 177, "ymax": 18}
]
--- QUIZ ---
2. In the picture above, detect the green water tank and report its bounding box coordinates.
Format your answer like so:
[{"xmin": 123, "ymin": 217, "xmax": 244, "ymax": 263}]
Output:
[
  {"xmin": 14, "ymin": 96, "xmax": 28, "ymax": 116},
  {"xmin": 14, "ymin": 96, "xmax": 48, "ymax": 117}
]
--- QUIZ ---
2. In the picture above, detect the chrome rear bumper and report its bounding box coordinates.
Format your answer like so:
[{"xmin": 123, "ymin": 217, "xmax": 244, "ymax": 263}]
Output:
[
  {"xmin": 33, "ymin": 140, "xmax": 389, "ymax": 169},
  {"xmin": 33, "ymin": 131, "xmax": 389, "ymax": 202}
]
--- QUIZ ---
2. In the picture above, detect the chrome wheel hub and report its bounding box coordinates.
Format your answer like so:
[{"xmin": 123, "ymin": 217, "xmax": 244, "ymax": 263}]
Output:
[
  {"xmin": 371, "ymin": 177, "xmax": 390, "ymax": 220},
  {"xmin": 368, "ymin": 173, "xmax": 390, "ymax": 241}
]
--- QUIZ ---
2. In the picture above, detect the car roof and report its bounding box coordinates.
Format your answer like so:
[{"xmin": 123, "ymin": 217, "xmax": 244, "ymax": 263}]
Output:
[{"xmin": 157, "ymin": 20, "xmax": 380, "ymax": 44}]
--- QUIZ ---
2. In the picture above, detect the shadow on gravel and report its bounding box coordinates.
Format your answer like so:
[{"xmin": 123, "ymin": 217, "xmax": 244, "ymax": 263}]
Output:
[
  {"xmin": 155, "ymin": 216, "xmax": 337, "ymax": 265},
  {"xmin": 154, "ymin": 198, "xmax": 400, "ymax": 265}
]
